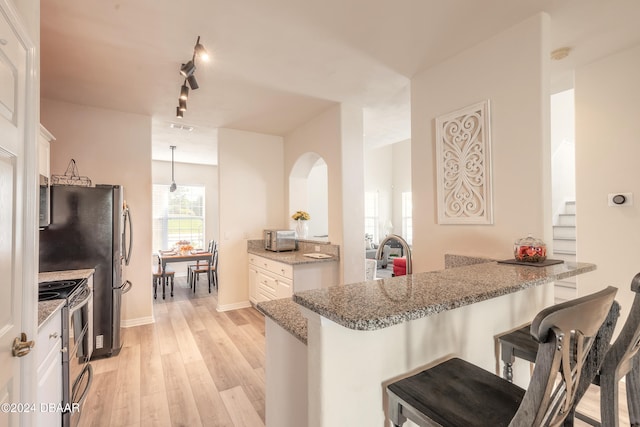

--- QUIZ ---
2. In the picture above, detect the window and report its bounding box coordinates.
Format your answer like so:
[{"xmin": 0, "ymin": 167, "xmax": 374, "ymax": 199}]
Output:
[
  {"xmin": 402, "ymin": 192, "xmax": 413, "ymax": 245},
  {"xmin": 364, "ymin": 191, "xmax": 379, "ymax": 243},
  {"xmin": 153, "ymin": 184, "xmax": 205, "ymax": 251}
]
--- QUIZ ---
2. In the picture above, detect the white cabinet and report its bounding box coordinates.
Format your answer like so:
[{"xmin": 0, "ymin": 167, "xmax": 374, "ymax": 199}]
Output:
[
  {"xmin": 249, "ymin": 255, "xmax": 293, "ymax": 303},
  {"xmin": 249, "ymin": 254, "xmax": 338, "ymax": 304},
  {"xmin": 38, "ymin": 125, "xmax": 55, "ymax": 178},
  {"xmin": 37, "ymin": 306, "xmax": 63, "ymax": 427}
]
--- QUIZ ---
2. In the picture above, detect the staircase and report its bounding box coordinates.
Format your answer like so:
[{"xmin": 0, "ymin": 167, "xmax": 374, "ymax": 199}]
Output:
[{"xmin": 553, "ymin": 201, "xmax": 577, "ymax": 303}]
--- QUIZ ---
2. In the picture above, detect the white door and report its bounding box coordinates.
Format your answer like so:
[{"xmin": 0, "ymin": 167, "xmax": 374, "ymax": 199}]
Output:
[{"xmin": 0, "ymin": 2, "xmax": 36, "ymax": 425}]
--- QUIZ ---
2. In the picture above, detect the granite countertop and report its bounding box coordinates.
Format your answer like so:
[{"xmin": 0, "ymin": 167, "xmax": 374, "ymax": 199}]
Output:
[
  {"xmin": 292, "ymin": 261, "xmax": 596, "ymax": 331},
  {"xmin": 257, "ymin": 298, "xmax": 308, "ymax": 344},
  {"xmin": 38, "ymin": 268, "xmax": 95, "ymax": 283},
  {"xmin": 248, "ymin": 247, "xmax": 338, "ymax": 265},
  {"xmin": 38, "ymin": 269, "xmax": 95, "ymax": 329}
]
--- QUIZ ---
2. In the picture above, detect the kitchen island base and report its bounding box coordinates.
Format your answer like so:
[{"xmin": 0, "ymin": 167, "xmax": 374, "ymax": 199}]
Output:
[{"xmin": 300, "ymin": 283, "xmax": 551, "ymax": 427}]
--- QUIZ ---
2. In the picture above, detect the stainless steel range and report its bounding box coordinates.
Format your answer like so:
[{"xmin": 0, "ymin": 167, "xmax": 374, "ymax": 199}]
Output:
[{"xmin": 39, "ymin": 277, "xmax": 93, "ymax": 427}]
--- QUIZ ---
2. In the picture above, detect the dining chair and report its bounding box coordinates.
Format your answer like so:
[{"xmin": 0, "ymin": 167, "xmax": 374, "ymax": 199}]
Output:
[
  {"xmin": 499, "ymin": 274, "xmax": 640, "ymax": 426},
  {"xmin": 152, "ymin": 264, "xmax": 175, "ymax": 299},
  {"xmin": 386, "ymin": 286, "xmax": 617, "ymax": 427},
  {"xmin": 188, "ymin": 240, "xmax": 215, "ymax": 287},
  {"xmin": 190, "ymin": 244, "xmax": 218, "ymax": 293}
]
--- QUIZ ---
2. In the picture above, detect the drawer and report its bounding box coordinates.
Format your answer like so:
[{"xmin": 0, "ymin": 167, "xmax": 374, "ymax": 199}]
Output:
[
  {"xmin": 36, "ymin": 308, "xmax": 62, "ymax": 367},
  {"xmin": 258, "ymin": 271, "xmax": 277, "ymax": 295},
  {"xmin": 249, "ymin": 255, "xmax": 293, "ymax": 279},
  {"xmin": 264, "ymin": 259, "xmax": 293, "ymax": 279}
]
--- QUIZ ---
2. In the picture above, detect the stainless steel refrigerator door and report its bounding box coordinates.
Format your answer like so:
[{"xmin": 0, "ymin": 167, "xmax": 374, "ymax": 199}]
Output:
[{"xmin": 111, "ymin": 280, "xmax": 132, "ymax": 352}]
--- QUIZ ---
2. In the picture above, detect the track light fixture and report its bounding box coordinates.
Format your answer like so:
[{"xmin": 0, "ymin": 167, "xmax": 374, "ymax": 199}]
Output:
[
  {"xmin": 179, "ymin": 81, "xmax": 189, "ymax": 100},
  {"xmin": 175, "ymin": 36, "xmax": 208, "ymax": 118},
  {"xmin": 187, "ymin": 75, "xmax": 199, "ymax": 90},
  {"xmin": 194, "ymin": 36, "xmax": 210, "ymax": 61},
  {"xmin": 180, "ymin": 60, "xmax": 196, "ymax": 78}
]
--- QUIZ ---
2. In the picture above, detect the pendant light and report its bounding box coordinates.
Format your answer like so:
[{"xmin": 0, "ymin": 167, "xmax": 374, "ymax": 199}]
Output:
[{"xmin": 169, "ymin": 145, "xmax": 177, "ymax": 192}]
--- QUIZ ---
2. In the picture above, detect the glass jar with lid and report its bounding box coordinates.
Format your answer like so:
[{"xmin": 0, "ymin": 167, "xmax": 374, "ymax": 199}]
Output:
[{"xmin": 514, "ymin": 234, "xmax": 547, "ymax": 262}]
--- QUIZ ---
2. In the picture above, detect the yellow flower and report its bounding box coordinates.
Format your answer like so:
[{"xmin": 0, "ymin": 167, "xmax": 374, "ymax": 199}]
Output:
[{"xmin": 292, "ymin": 210, "xmax": 310, "ymax": 221}]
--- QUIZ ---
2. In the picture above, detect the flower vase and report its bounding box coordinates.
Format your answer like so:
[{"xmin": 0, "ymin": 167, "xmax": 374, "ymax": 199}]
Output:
[{"xmin": 296, "ymin": 219, "xmax": 308, "ymax": 239}]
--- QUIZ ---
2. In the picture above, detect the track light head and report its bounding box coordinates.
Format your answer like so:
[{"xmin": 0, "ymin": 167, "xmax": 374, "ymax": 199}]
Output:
[
  {"xmin": 176, "ymin": 106, "xmax": 184, "ymax": 118},
  {"xmin": 179, "ymin": 82, "xmax": 189, "ymax": 100},
  {"xmin": 187, "ymin": 75, "xmax": 199, "ymax": 90},
  {"xmin": 179, "ymin": 99, "xmax": 187, "ymax": 112},
  {"xmin": 180, "ymin": 60, "xmax": 196, "ymax": 77},
  {"xmin": 195, "ymin": 43, "xmax": 209, "ymax": 62}
]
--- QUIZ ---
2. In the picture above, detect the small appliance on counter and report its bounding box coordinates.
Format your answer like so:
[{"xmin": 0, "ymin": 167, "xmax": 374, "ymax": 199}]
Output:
[{"xmin": 264, "ymin": 229, "xmax": 296, "ymax": 252}]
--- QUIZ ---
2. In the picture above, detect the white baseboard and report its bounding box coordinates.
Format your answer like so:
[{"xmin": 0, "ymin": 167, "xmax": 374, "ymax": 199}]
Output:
[
  {"xmin": 122, "ymin": 315, "xmax": 154, "ymax": 327},
  {"xmin": 216, "ymin": 300, "xmax": 252, "ymax": 312}
]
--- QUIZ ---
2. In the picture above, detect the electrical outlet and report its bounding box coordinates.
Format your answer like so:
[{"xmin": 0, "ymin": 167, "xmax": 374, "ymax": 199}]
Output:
[
  {"xmin": 608, "ymin": 193, "xmax": 633, "ymax": 207},
  {"xmin": 96, "ymin": 334, "xmax": 104, "ymax": 349}
]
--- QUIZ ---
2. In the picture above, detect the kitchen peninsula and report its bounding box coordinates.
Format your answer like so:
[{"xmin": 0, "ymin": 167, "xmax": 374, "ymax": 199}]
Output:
[{"xmin": 258, "ymin": 259, "xmax": 596, "ymax": 427}]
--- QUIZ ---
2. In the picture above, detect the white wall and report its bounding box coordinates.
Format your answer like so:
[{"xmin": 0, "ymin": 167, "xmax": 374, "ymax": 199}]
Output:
[
  {"xmin": 551, "ymin": 89, "xmax": 576, "ymax": 219},
  {"xmin": 41, "ymin": 98, "xmax": 153, "ymax": 325},
  {"xmin": 365, "ymin": 144, "xmax": 393, "ymax": 242},
  {"xmin": 217, "ymin": 128, "xmax": 284, "ymax": 310},
  {"xmin": 306, "ymin": 160, "xmax": 328, "ymax": 238},
  {"xmin": 284, "ymin": 103, "xmax": 365, "ymax": 284},
  {"xmin": 411, "ymin": 13, "xmax": 550, "ymax": 272},
  {"xmin": 575, "ymin": 43, "xmax": 640, "ymax": 326},
  {"xmin": 391, "ymin": 139, "xmax": 411, "ymax": 237},
  {"xmin": 365, "ymin": 139, "xmax": 412, "ymax": 243}
]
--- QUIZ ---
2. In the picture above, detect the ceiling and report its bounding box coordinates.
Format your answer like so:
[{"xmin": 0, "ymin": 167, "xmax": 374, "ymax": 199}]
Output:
[{"xmin": 40, "ymin": 0, "xmax": 640, "ymax": 165}]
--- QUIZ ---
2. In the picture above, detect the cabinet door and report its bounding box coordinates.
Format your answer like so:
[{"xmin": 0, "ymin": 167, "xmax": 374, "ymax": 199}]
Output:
[
  {"xmin": 37, "ymin": 341, "xmax": 62, "ymax": 426},
  {"xmin": 276, "ymin": 277, "xmax": 293, "ymax": 299},
  {"xmin": 249, "ymin": 265, "xmax": 258, "ymax": 304},
  {"xmin": 36, "ymin": 309, "xmax": 62, "ymax": 426}
]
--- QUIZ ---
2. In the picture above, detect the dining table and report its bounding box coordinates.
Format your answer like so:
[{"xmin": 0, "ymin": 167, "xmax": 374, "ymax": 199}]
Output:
[{"xmin": 157, "ymin": 249, "xmax": 213, "ymax": 283}]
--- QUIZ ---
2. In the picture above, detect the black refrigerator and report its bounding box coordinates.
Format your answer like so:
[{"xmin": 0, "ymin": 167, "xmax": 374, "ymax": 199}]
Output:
[{"xmin": 39, "ymin": 184, "xmax": 133, "ymax": 359}]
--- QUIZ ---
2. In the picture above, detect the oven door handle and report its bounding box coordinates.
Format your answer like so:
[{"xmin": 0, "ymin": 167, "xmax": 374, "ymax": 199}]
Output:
[
  {"xmin": 68, "ymin": 285, "xmax": 91, "ymax": 316},
  {"xmin": 71, "ymin": 363, "xmax": 93, "ymax": 408}
]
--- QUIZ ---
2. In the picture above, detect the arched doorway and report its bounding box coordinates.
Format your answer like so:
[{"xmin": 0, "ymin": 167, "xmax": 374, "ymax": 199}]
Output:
[{"xmin": 289, "ymin": 153, "xmax": 328, "ymax": 240}]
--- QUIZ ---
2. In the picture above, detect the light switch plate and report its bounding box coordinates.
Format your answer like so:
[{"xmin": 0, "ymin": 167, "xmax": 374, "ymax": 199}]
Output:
[{"xmin": 608, "ymin": 193, "xmax": 633, "ymax": 206}]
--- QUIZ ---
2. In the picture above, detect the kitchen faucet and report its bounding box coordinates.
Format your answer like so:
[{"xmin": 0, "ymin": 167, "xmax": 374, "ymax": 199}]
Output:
[{"xmin": 376, "ymin": 234, "xmax": 412, "ymax": 275}]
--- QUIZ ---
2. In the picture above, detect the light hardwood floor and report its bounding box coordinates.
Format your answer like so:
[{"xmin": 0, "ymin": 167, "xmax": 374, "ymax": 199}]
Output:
[
  {"xmin": 81, "ymin": 277, "xmax": 266, "ymax": 427},
  {"xmin": 79, "ymin": 276, "xmax": 632, "ymax": 426}
]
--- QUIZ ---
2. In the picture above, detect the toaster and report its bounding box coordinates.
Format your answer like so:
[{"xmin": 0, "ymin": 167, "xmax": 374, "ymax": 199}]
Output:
[{"xmin": 264, "ymin": 229, "xmax": 297, "ymax": 252}]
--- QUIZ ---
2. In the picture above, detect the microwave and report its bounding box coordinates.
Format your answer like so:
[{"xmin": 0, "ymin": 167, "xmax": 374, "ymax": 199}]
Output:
[
  {"xmin": 39, "ymin": 174, "xmax": 49, "ymax": 229},
  {"xmin": 264, "ymin": 229, "xmax": 296, "ymax": 252}
]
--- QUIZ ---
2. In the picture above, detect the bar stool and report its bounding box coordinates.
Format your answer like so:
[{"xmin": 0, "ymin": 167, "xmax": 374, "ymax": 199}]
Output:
[
  {"xmin": 386, "ymin": 286, "xmax": 617, "ymax": 427},
  {"xmin": 152, "ymin": 264, "xmax": 175, "ymax": 299},
  {"xmin": 498, "ymin": 274, "xmax": 640, "ymax": 426}
]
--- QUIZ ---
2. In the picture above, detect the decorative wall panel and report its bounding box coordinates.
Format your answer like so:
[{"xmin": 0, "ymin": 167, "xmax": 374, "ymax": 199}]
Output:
[{"xmin": 436, "ymin": 100, "xmax": 493, "ymax": 224}]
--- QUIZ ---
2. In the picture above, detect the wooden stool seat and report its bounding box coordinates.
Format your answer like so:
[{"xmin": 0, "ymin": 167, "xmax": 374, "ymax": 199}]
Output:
[
  {"xmin": 388, "ymin": 357, "xmax": 525, "ymax": 427},
  {"xmin": 152, "ymin": 265, "xmax": 175, "ymax": 299},
  {"xmin": 387, "ymin": 286, "xmax": 618, "ymax": 427},
  {"xmin": 499, "ymin": 273, "xmax": 640, "ymax": 427}
]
